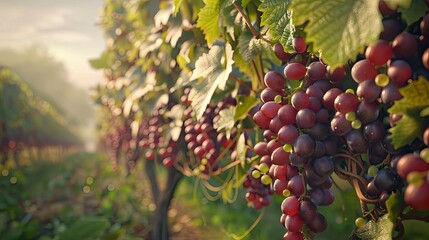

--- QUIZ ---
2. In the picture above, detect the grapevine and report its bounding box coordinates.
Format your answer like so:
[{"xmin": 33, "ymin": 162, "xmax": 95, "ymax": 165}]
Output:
[{"xmin": 92, "ymin": 0, "xmax": 429, "ymax": 239}]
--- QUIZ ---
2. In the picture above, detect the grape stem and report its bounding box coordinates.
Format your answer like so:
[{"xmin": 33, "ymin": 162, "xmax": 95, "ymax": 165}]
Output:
[
  {"xmin": 230, "ymin": 73, "xmax": 255, "ymax": 94},
  {"xmin": 232, "ymin": 2, "xmax": 272, "ymax": 45}
]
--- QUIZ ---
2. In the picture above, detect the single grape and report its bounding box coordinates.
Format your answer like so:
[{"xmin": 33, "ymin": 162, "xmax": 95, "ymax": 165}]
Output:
[
  {"xmin": 381, "ymin": 82, "xmax": 402, "ymax": 104},
  {"xmin": 293, "ymin": 36, "xmax": 307, "ymax": 53},
  {"xmin": 351, "ymin": 59, "xmax": 378, "ymax": 83},
  {"xmin": 261, "ymin": 101, "xmax": 282, "ymax": 119},
  {"xmin": 380, "ymin": 18, "xmax": 406, "ymax": 42},
  {"xmin": 387, "ymin": 60, "xmax": 412, "ymax": 86},
  {"xmin": 363, "ymin": 120, "xmax": 385, "ymax": 142},
  {"xmin": 287, "ymin": 175, "xmax": 305, "ymax": 196},
  {"xmin": 296, "ymin": 108, "xmax": 317, "ymax": 129},
  {"xmin": 331, "ymin": 114, "xmax": 352, "ymax": 136},
  {"xmin": 278, "ymin": 125, "xmax": 299, "ymax": 144},
  {"xmin": 312, "ymin": 156, "xmax": 334, "ymax": 178},
  {"xmin": 368, "ymin": 165, "xmax": 378, "ymax": 178},
  {"xmin": 374, "ymin": 168, "xmax": 401, "ymax": 192},
  {"xmin": 326, "ymin": 66, "xmax": 346, "ymax": 83},
  {"xmin": 405, "ymin": 180, "xmax": 429, "ymax": 210},
  {"xmin": 355, "ymin": 217, "xmax": 367, "ymax": 228},
  {"xmin": 334, "ymin": 93, "xmax": 360, "ymax": 114},
  {"xmin": 392, "ymin": 32, "xmax": 418, "ymax": 61},
  {"xmin": 306, "ymin": 213, "xmax": 327, "ymax": 233},
  {"xmin": 284, "ymin": 63, "xmax": 307, "ymax": 80},
  {"xmin": 346, "ymin": 130, "xmax": 367, "ymax": 154},
  {"xmin": 365, "ymin": 39, "xmax": 393, "ymax": 66},
  {"xmin": 375, "ymin": 73, "xmax": 390, "ymax": 87},
  {"xmin": 291, "ymin": 91, "xmax": 310, "ymax": 110},
  {"xmin": 253, "ymin": 111, "xmax": 271, "ymax": 129},
  {"xmin": 293, "ymin": 134, "xmax": 316, "ymax": 158},
  {"xmin": 265, "ymin": 71, "xmax": 287, "ymax": 91},
  {"xmin": 281, "ymin": 196, "xmax": 300, "ymax": 215},
  {"xmin": 271, "ymin": 147, "xmax": 291, "ymax": 165},
  {"xmin": 423, "ymin": 48, "xmax": 429, "ymax": 70},
  {"xmin": 396, "ymin": 153, "xmax": 429, "ymax": 179},
  {"xmin": 261, "ymin": 174, "xmax": 273, "ymax": 185},
  {"xmin": 283, "ymin": 231, "xmax": 304, "ymax": 240},
  {"xmin": 299, "ymin": 200, "xmax": 318, "ymax": 223},
  {"xmin": 285, "ymin": 214, "xmax": 305, "ymax": 232},
  {"xmin": 278, "ymin": 105, "xmax": 297, "ymax": 125},
  {"xmin": 273, "ymin": 43, "xmax": 292, "ymax": 62},
  {"xmin": 357, "ymin": 80, "xmax": 381, "ymax": 103},
  {"xmin": 356, "ymin": 101, "xmax": 379, "ymax": 124},
  {"xmin": 307, "ymin": 61, "xmax": 327, "ymax": 80},
  {"xmin": 323, "ymin": 88, "xmax": 343, "ymax": 110}
]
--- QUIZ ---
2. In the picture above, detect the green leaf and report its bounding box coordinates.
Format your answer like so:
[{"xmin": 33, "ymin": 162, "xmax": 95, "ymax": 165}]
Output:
[
  {"xmin": 421, "ymin": 106, "xmax": 429, "ymax": 117},
  {"xmin": 173, "ymin": 0, "xmax": 183, "ymax": 16},
  {"xmin": 290, "ymin": 0, "xmax": 382, "ymax": 68},
  {"xmin": 355, "ymin": 214, "xmax": 394, "ymax": 240},
  {"xmin": 189, "ymin": 43, "xmax": 234, "ymax": 119},
  {"xmin": 238, "ymin": 27, "xmax": 272, "ymax": 62},
  {"xmin": 214, "ymin": 106, "xmax": 236, "ymax": 138},
  {"xmin": 234, "ymin": 95, "xmax": 259, "ymax": 121},
  {"xmin": 388, "ymin": 77, "xmax": 429, "ymax": 148},
  {"xmin": 58, "ymin": 217, "xmax": 109, "ymax": 240},
  {"xmin": 388, "ymin": 77, "xmax": 429, "ymax": 115},
  {"xmin": 384, "ymin": 0, "xmax": 411, "ymax": 8},
  {"xmin": 197, "ymin": 0, "xmax": 225, "ymax": 45},
  {"xmin": 400, "ymin": 0, "xmax": 427, "ymax": 26},
  {"xmin": 386, "ymin": 191, "xmax": 403, "ymax": 224},
  {"xmin": 259, "ymin": 0, "xmax": 294, "ymax": 51},
  {"xmin": 388, "ymin": 114, "xmax": 425, "ymax": 148}
]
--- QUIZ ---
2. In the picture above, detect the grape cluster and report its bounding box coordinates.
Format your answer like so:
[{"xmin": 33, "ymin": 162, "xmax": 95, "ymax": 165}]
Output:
[
  {"xmin": 252, "ymin": 37, "xmax": 348, "ymax": 238},
  {"xmin": 181, "ymin": 89, "xmax": 237, "ymax": 175},
  {"xmin": 139, "ymin": 107, "xmax": 179, "ymax": 168},
  {"xmin": 251, "ymin": 3, "xmax": 429, "ymax": 236},
  {"xmin": 242, "ymin": 165, "xmax": 273, "ymax": 209}
]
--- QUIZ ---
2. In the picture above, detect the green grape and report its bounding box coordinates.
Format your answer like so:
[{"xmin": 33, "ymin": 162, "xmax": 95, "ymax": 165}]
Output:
[
  {"xmin": 355, "ymin": 217, "xmax": 367, "ymax": 228},
  {"xmin": 345, "ymin": 112, "xmax": 357, "ymax": 121},
  {"xmin": 252, "ymin": 170, "xmax": 261, "ymax": 179},
  {"xmin": 261, "ymin": 175, "xmax": 272, "ymax": 185},
  {"xmin": 259, "ymin": 163, "xmax": 269, "ymax": 174},
  {"xmin": 351, "ymin": 119, "xmax": 362, "ymax": 129},
  {"xmin": 368, "ymin": 165, "xmax": 378, "ymax": 178},
  {"xmin": 375, "ymin": 74, "xmax": 389, "ymax": 87}
]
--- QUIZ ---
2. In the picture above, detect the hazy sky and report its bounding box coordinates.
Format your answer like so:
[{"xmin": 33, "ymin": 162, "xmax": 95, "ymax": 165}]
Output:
[{"xmin": 0, "ymin": 0, "xmax": 106, "ymax": 90}]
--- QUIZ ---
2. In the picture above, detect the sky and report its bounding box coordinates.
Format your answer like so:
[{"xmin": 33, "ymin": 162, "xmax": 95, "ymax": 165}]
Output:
[{"xmin": 0, "ymin": 0, "xmax": 106, "ymax": 90}]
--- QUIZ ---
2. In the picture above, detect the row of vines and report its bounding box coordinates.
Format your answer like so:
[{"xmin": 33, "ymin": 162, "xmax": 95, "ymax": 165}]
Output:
[
  {"xmin": 91, "ymin": 0, "xmax": 429, "ymax": 239},
  {"xmin": 0, "ymin": 67, "xmax": 82, "ymax": 166}
]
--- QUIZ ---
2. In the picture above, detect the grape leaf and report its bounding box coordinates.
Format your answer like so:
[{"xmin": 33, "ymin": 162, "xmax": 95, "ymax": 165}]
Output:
[
  {"xmin": 238, "ymin": 27, "xmax": 272, "ymax": 62},
  {"xmin": 421, "ymin": 106, "xmax": 429, "ymax": 117},
  {"xmin": 234, "ymin": 95, "xmax": 259, "ymax": 121},
  {"xmin": 290, "ymin": 0, "xmax": 382, "ymax": 68},
  {"xmin": 258, "ymin": 0, "xmax": 294, "ymax": 51},
  {"xmin": 173, "ymin": 0, "xmax": 183, "ymax": 16},
  {"xmin": 214, "ymin": 106, "xmax": 236, "ymax": 138},
  {"xmin": 388, "ymin": 114, "xmax": 425, "ymax": 148},
  {"xmin": 196, "ymin": 0, "xmax": 225, "ymax": 45},
  {"xmin": 386, "ymin": 191, "xmax": 403, "ymax": 224},
  {"xmin": 400, "ymin": 0, "xmax": 427, "ymax": 25},
  {"xmin": 354, "ymin": 214, "xmax": 394, "ymax": 240},
  {"xmin": 189, "ymin": 43, "xmax": 234, "ymax": 119},
  {"xmin": 388, "ymin": 77, "xmax": 429, "ymax": 114}
]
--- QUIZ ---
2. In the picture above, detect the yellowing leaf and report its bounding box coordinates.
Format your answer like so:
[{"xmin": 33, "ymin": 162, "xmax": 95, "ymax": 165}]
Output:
[
  {"xmin": 290, "ymin": 0, "xmax": 382, "ymax": 67},
  {"xmin": 355, "ymin": 214, "xmax": 394, "ymax": 240},
  {"xmin": 388, "ymin": 77, "xmax": 429, "ymax": 114},
  {"xmin": 189, "ymin": 43, "xmax": 234, "ymax": 119}
]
